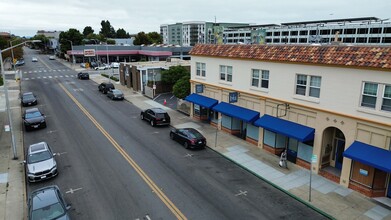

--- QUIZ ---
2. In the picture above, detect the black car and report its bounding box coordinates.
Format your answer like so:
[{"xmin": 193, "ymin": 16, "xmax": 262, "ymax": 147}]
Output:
[
  {"xmin": 23, "ymin": 108, "xmax": 46, "ymax": 131},
  {"xmin": 21, "ymin": 92, "xmax": 37, "ymax": 106},
  {"xmin": 140, "ymin": 108, "xmax": 170, "ymax": 127},
  {"xmin": 170, "ymin": 128, "xmax": 207, "ymax": 149},
  {"xmin": 28, "ymin": 185, "xmax": 71, "ymax": 220},
  {"xmin": 98, "ymin": 82, "xmax": 115, "ymax": 94},
  {"xmin": 107, "ymin": 89, "xmax": 124, "ymax": 100},
  {"xmin": 77, "ymin": 72, "xmax": 89, "ymax": 80}
]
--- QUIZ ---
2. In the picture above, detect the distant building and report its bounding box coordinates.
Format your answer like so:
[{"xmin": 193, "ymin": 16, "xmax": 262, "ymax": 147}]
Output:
[
  {"xmin": 223, "ymin": 17, "xmax": 391, "ymax": 45},
  {"xmin": 160, "ymin": 21, "xmax": 250, "ymax": 46},
  {"xmin": 111, "ymin": 38, "xmax": 135, "ymax": 46},
  {"xmin": 36, "ymin": 30, "xmax": 62, "ymax": 53}
]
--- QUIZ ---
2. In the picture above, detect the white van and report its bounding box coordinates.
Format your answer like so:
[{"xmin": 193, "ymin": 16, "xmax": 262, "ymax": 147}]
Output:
[{"xmin": 110, "ymin": 62, "xmax": 119, "ymax": 68}]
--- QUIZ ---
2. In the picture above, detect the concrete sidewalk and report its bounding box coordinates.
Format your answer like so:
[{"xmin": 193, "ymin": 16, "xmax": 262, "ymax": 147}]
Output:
[{"xmin": 92, "ymin": 73, "xmax": 391, "ymax": 220}]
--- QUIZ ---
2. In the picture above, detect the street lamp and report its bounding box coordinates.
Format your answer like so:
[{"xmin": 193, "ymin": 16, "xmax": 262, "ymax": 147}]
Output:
[
  {"xmin": 9, "ymin": 38, "xmax": 20, "ymax": 72},
  {"xmin": 0, "ymin": 40, "xmax": 41, "ymax": 159},
  {"xmin": 64, "ymin": 39, "xmax": 74, "ymax": 69},
  {"xmin": 91, "ymin": 39, "xmax": 99, "ymax": 65}
]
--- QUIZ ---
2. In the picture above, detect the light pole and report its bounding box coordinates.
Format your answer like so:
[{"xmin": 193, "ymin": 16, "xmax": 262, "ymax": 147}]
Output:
[
  {"xmin": 91, "ymin": 39, "xmax": 99, "ymax": 65},
  {"xmin": 64, "ymin": 40, "xmax": 74, "ymax": 69},
  {"xmin": 0, "ymin": 40, "xmax": 41, "ymax": 159},
  {"xmin": 9, "ymin": 38, "xmax": 20, "ymax": 72}
]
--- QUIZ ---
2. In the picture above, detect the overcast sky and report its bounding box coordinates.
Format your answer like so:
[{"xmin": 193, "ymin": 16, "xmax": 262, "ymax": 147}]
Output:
[{"xmin": 1, "ymin": 0, "xmax": 390, "ymax": 37}]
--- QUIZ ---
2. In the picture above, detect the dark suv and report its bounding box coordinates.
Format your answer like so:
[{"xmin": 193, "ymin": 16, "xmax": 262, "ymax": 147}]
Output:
[
  {"xmin": 98, "ymin": 82, "xmax": 115, "ymax": 94},
  {"xmin": 23, "ymin": 108, "xmax": 46, "ymax": 131},
  {"xmin": 77, "ymin": 72, "xmax": 89, "ymax": 80},
  {"xmin": 140, "ymin": 108, "xmax": 170, "ymax": 127}
]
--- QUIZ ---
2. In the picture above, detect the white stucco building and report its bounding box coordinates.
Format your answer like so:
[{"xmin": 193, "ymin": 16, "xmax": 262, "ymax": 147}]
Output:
[{"xmin": 186, "ymin": 43, "xmax": 391, "ymax": 198}]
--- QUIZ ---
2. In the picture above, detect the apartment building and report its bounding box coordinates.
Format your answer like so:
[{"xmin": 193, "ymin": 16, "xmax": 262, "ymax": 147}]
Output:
[
  {"xmin": 224, "ymin": 17, "xmax": 391, "ymax": 45},
  {"xmin": 160, "ymin": 22, "xmax": 249, "ymax": 46},
  {"xmin": 186, "ymin": 44, "xmax": 391, "ymax": 198}
]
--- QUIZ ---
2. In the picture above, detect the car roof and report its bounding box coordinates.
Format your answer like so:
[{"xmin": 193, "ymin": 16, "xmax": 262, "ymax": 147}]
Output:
[
  {"xmin": 149, "ymin": 108, "xmax": 167, "ymax": 113},
  {"xmin": 31, "ymin": 186, "xmax": 61, "ymax": 210},
  {"xmin": 180, "ymin": 128, "xmax": 199, "ymax": 133},
  {"xmin": 25, "ymin": 108, "xmax": 40, "ymax": 113},
  {"xmin": 28, "ymin": 142, "xmax": 49, "ymax": 154}
]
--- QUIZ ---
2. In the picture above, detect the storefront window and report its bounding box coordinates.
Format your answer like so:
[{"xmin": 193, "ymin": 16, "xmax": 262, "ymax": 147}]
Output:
[{"xmin": 264, "ymin": 130, "xmax": 276, "ymax": 147}]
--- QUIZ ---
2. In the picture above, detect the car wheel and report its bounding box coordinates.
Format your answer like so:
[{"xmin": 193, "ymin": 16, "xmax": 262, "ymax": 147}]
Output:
[
  {"xmin": 111, "ymin": 96, "xmax": 114, "ymax": 100},
  {"xmin": 140, "ymin": 114, "xmax": 144, "ymax": 120},
  {"xmin": 184, "ymin": 142, "xmax": 189, "ymax": 149},
  {"xmin": 170, "ymin": 132, "xmax": 174, "ymax": 140},
  {"xmin": 150, "ymin": 120, "xmax": 155, "ymax": 127}
]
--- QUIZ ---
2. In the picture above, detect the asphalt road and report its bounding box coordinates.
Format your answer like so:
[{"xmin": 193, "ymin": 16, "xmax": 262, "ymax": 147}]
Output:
[{"xmin": 20, "ymin": 47, "xmax": 328, "ymax": 220}]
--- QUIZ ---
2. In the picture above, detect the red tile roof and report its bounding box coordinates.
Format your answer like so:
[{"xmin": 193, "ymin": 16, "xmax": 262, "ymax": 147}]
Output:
[{"xmin": 189, "ymin": 44, "xmax": 391, "ymax": 70}]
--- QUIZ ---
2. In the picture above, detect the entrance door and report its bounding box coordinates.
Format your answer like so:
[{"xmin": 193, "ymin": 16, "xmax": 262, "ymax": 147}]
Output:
[
  {"xmin": 335, "ymin": 139, "xmax": 345, "ymax": 169},
  {"xmin": 387, "ymin": 177, "xmax": 391, "ymax": 198}
]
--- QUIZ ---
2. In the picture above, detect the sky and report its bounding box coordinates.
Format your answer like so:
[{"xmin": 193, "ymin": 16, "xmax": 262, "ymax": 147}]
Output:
[{"xmin": 1, "ymin": 0, "xmax": 390, "ymax": 37}]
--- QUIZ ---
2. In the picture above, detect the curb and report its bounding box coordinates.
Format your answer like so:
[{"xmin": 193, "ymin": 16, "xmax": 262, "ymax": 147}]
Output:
[{"xmin": 206, "ymin": 146, "xmax": 336, "ymax": 220}]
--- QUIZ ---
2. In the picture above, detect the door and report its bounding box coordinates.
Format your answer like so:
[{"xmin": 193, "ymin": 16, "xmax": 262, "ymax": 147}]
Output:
[
  {"xmin": 387, "ymin": 177, "xmax": 391, "ymax": 198},
  {"xmin": 335, "ymin": 139, "xmax": 345, "ymax": 170}
]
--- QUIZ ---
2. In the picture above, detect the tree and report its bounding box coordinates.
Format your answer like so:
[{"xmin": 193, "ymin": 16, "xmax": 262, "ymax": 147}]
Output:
[
  {"xmin": 31, "ymin": 34, "xmax": 50, "ymax": 52},
  {"xmin": 133, "ymin": 32, "xmax": 150, "ymax": 45},
  {"xmin": 148, "ymin": 32, "xmax": 162, "ymax": 44},
  {"xmin": 116, "ymin": 28, "xmax": 129, "ymax": 38},
  {"xmin": 172, "ymin": 75, "xmax": 190, "ymax": 99},
  {"xmin": 83, "ymin": 26, "xmax": 94, "ymax": 37},
  {"xmin": 100, "ymin": 20, "xmax": 116, "ymax": 38},
  {"xmin": 59, "ymin": 28, "xmax": 84, "ymax": 54},
  {"xmin": 161, "ymin": 66, "xmax": 189, "ymax": 84}
]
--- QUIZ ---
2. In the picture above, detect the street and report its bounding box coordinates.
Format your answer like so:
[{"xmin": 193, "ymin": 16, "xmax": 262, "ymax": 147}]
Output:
[{"xmin": 20, "ymin": 47, "xmax": 327, "ymax": 219}]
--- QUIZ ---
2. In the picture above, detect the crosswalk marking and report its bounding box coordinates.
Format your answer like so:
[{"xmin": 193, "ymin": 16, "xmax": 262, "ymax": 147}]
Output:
[
  {"xmin": 49, "ymin": 76, "xmax": 52, "ymax": 78},
  {"xmin": 43, "ymin": 76, "xmax": 47, "ymax": 79}
]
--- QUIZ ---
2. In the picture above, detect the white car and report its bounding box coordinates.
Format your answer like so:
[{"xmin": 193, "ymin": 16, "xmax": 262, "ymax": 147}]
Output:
[
  {"xmin": 94, "ymin": 65, "xmax": 108, "ymax": 70},
  {"xmin": 32, "ymin": 57, "xmax": 38, "ymax": 62},
  {"xmin": 49, "ymin": 55, "xmax": 55, "ymax": 60},
  {"xmin": 110, "ymin": 62, "xmax": 119, "ymax": 68}
]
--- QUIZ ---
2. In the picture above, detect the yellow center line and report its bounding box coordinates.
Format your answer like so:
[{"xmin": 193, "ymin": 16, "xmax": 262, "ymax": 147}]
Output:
[{"xmin": 59, "ymin": 83, "xmax": 187, "ymax": 220}]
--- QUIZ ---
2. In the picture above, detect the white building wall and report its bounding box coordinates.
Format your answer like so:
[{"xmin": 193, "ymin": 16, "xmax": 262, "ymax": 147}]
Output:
[{"xmin": 191, "ymin": 56, "xmax": 391, "ymax": 124}]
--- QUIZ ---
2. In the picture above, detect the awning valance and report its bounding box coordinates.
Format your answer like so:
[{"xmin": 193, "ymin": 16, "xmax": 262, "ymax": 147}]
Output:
[
  {"xmin": 185, "ymin": 93, "xmax": 218, "ymax": 109},
  {"xmin": 212, "ymin": 102, "xmax": 259, "ymax": 123}
]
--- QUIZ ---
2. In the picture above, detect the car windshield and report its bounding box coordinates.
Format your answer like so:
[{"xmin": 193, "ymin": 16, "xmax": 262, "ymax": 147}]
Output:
[
  {"xmin": 31, "ymin": 202, "xmax": 65, "ymax": 220},
  {"xmin": 156, "ymin": 113, "xmax": 167, "ymax": 118},
  {"xmin": 28, "ymin": 151, "xmax": 52, "ymax": 163},
  {"xmin": 113, "ymin": 90, "xmax": 122, "ymax": 95},
  {"xmin": 25, "ymin": 111, "xmax": 42, "ymax": 119},
  {"xmin": 23, "ymin": 94, "xmax": 35, "ymax": 99},
  {"xmin": 187, "ymin": 130, "xmax": 203, "ymax": 139}
]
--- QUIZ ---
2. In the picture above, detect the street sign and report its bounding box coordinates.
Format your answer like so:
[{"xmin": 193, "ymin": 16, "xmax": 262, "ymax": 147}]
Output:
[
  {"xmin": 153, "ymin": 84, "xmax": 156, "ymax": 90},
  {"xmin": 229, "ymin": 92, "xmax": 238, "ymax": 103},
  {"xmin": 311, "ymin": 154, "xmax": 318, "ymax": 163},
  {"xmin": 195, "ymin": 84, "xmax": 203, "ymax": 93}
]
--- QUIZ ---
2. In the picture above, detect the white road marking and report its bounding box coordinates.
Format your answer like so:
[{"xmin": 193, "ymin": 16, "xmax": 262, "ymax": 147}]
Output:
[
  {"xmin": 235, "ymin": 190, "xmax": 248, "ymax": 196},
  {"xmin": 49, "ymin": 76, "xmax": 52, "ymax": 78},
  {"xmin": 184, "ymin": 153, "xmax": 193, "ymax": 157},
  {"xmin": 56, "ymin": 152, "xmax": 67, "ymax": 156},
  {"xmin": 24, "ymin": 78, "xmax": 29, "ymax": 80},
  {"xmin": 43, "ymin": 76, "xmax": 47, "ymax": 79},
  {"xmin": 66, "ymin": 187, "xmax": 82, "ymax": 194}
]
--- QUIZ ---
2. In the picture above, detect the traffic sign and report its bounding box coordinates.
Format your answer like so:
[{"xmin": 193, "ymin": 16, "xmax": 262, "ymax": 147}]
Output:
[{"xmin": 311, "ymin": 154, "xmax": 317, "ymax": 163}]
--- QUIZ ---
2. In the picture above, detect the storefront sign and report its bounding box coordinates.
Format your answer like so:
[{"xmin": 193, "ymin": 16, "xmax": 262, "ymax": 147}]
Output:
[
  {"xmin": 83, "ymin": 49, "xmax": 96, "ymax": 57},
  {"xmin": 229, "ymin": 92, "xmax": 238, "ymax": 103},
  {"xmin": 359, "ymin": 169, "xmax": 368, "ymax": 176},
  {"xmin": 196, "ymin": 84, "xmax": 203, "ymax": 93}
]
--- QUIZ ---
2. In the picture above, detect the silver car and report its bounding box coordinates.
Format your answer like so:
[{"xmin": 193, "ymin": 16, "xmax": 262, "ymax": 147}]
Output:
[{"xmin": 24, "ymin": 142, "xmax": 58, "ymax": 182}]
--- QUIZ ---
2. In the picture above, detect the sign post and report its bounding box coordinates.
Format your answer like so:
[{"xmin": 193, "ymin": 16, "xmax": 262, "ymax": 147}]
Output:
[{"xmin": 309, "ymin": 154, "xmax": 317, "ymax": 202}]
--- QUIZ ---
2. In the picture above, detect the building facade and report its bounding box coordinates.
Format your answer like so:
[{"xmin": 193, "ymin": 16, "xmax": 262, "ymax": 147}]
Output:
[
  {"xmin": 186, "ymin": 44, "xmax": 391, "ymax": 198},
  {"xmin": 224, "ymin": 17, "xmax": 391, "ymax": 45},
  {"xmin": 160, "ymin": 22, "xmax": 250, "ymax": 46}
]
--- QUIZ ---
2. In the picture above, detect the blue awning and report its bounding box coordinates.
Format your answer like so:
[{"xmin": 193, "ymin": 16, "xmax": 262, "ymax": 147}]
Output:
[
  {"xmin": 343, "ymin": 141, "xmax": 391, "ymax": 173},
  {"xmin": 185, "ymin": 93, "xmax": 218, "ymax": 109},
  {"xmin": 212, "ymin": 102, "xmax": 260, "ymax": 122},
  {"xmin": 254, "ymin": 114, "xmax": 315, "ymax": 142}
]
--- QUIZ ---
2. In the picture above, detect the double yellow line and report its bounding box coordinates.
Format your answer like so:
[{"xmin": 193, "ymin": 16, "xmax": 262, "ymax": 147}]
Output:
[{"xmin": 59, "ymin": 83, "xmax": 187, "ymax": 220}]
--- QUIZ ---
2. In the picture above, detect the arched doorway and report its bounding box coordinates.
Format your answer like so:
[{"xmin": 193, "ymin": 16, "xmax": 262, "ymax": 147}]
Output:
[{"xmin": 320, "ymin": 127, "xmax": 346, "ymax": 182}]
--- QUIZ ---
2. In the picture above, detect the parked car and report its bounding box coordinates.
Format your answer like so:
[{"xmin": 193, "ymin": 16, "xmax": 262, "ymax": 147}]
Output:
[
  {"xmin": 24, "ymin": 142, "xmax": 58, "ymax": 182},
  {"xmin": 98, "ymin": 82, "xmax": 115, "ymax": 94},
  {"xmin": 80, "ymin": 63, "xmax": 86, "ymax": 68},
  {"xmin": 170, "ymin": 128, "xmax": 207, "ymax": 149},
  {"xmin": 28, "ymin": 185, "xmax": 71, "ymax": 220},
  {"xmin": 49, "ymin": 55, "xmax": 55, "ymax": 60},
  {"xmin": 14, "ymin": 59, "xmax": 25, "ymax": 66},
  {"xmin": 21, "ymin": 92, "xmax": 37, "ymax": 106},
  {"xmin": 94, "ymin": 65, "xmax": 108, "ymax": 70},
  {"xmin": 77, "ymin": 72, "xmax": 89, "ymax": 80},
  {"xmin": 140, "ymin": 108, "xmax": 170, "ymax": 127},
  {"xmin": 32, "ymin": 57, "xmax": 38, "ymax": 62},
  {"xmin": 110, "ymin": 62, "xmax": 119, "ymax": 68},
  {"xmin": 89, "ymin": 61, "xmax": 98, "ymax": 68},
  {"xmin": 107, "ymin": 89, "xmax": 124, "ymax": 100},
  {"xmin": 23, "ymin": 108, "xmax": 46, "ymax": 131}
]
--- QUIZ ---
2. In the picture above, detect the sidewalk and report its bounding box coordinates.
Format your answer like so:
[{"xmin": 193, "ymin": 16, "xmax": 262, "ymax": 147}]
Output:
[{"xmin": 92, "ymin": 73, "xmax": 391, "ymax": 220}]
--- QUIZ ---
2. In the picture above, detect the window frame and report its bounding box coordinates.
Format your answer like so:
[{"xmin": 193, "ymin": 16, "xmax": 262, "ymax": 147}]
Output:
[
  {"xmin": 196, "ymin": 62, "xmax": 206, "ymax": 77},
  {"xmin": 361, "ymin": 82, "xmax": 378, "ymax": 109},
  {"xmin": 295, "ymin": 74, "xmax": 322, "ymax": 98},
  {"xmin": 251, "ymin": 69, "xmax": 269, "ymax": 89},
  {"xmin": 381, "ymin": 84, "xmax": 391, "ymax": 112},
  {"xmin": 220, "ymin": 65, "xmax": 233, "ymax": 82}
]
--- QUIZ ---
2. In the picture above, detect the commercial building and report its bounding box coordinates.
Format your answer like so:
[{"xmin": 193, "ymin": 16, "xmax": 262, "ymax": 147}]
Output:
[
  {"xmin": 224, "ymin": 17, "xmax": 391, "ymax": 45},
  {"xmin": 160, "ymin": 21, "xmax": 250, "ymax": 46},
  {"xmin": 186, "ymin": 44, "xmax": 391, "ymax": 198},
  {"xmin": 36, "ymin": 30, "xmax": 61, "ymax": 53},
  {"xmin": 118, "ymin": 58, "xmax": 190, "ymax": 98}
]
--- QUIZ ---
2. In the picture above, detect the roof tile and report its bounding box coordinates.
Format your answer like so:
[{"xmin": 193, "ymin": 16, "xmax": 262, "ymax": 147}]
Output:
[{"xmin": 190, "ymin": 44, "xmax": 391, "ymax": 70}]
